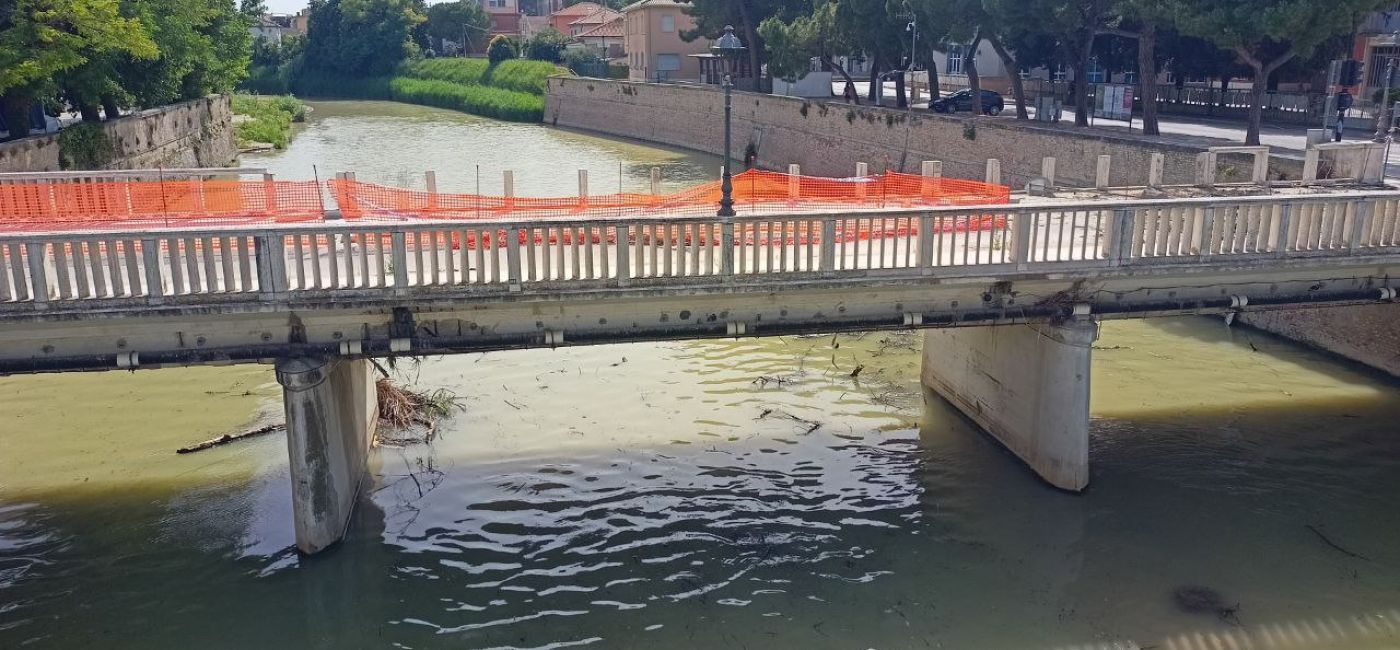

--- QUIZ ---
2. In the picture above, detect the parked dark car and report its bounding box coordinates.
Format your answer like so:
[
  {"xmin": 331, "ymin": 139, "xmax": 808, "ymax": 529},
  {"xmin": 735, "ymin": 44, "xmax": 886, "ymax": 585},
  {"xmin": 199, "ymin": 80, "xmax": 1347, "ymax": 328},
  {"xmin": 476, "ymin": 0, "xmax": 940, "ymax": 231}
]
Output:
[{"xmin": 930, "ymin": 89, "xmax": 1005, "ymax": 115}]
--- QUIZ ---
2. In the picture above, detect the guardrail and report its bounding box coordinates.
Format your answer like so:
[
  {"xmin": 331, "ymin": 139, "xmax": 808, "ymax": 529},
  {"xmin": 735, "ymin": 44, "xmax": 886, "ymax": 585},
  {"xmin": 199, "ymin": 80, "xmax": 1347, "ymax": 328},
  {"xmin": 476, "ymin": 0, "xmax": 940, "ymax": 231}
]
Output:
[{"xmin": 0, "ymin": 192, "xmax": 1397, "ymax": 308}]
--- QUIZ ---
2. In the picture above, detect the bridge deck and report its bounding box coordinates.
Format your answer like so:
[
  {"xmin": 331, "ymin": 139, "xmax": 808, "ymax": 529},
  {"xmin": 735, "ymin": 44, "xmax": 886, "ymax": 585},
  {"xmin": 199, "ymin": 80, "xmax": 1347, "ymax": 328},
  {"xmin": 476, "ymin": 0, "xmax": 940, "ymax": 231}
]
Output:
[{"xmin": 0, "ymin": 190, "xmax": 1396, "ymax": 373}]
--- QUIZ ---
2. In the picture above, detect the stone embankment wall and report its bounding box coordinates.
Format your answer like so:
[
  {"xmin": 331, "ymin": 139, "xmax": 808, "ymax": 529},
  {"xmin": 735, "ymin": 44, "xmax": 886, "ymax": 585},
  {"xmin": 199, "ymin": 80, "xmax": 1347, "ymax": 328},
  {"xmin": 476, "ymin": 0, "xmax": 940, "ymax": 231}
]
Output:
[
  {"xmin": 545, "ymin": 77, "xmax": 1296, "ymax": 187},
  {"xmin": 0, "ymin": 95, "xmax": 237, "ymax": 173},
  {"xmin": 1240, "ymin": 305, "xmax": 1400, "ymax": 379}
]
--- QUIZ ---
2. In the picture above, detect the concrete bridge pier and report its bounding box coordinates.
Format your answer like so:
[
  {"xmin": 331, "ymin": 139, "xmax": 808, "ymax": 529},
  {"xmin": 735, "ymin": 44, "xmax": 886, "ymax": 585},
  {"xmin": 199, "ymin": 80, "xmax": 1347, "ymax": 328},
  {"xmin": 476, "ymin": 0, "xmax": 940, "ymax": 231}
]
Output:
[
  {"xmin": 275, "ymin": 356, "xmax": 379, "ymax": 554},
  {"xmin": 921, "ymin": 318, "xmax": 1099, "ymax": 492}
]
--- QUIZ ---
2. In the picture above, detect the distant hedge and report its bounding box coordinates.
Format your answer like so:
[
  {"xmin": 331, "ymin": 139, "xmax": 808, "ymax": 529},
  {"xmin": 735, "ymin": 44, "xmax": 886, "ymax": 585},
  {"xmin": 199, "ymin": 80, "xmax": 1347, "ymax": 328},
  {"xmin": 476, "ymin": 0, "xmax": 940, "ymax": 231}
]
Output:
[
  {"xmin": 398, "ymin": 58, "xmax": 563, "ymax": 95},
  {"xmin": 241, "ymin": 57, "xmax": 563, "ymax": 123},
  {"xmin": 389, "ymin": 77, "xmax": 543, "ymax": 122}
]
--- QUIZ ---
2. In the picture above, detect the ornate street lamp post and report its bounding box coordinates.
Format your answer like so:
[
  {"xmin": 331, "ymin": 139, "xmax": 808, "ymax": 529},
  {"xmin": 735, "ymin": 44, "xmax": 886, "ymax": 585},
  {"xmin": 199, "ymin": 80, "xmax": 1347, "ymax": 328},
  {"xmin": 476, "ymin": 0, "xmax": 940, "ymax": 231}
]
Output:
[{"xmin": 712, "ymin": 25, "xmax": 746, "ymax": 217}]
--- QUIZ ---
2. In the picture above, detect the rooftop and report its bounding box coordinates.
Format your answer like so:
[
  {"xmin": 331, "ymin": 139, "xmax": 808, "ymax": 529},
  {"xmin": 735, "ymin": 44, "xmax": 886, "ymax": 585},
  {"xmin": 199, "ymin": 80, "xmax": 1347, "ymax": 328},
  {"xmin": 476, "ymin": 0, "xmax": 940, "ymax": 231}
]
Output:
[
  {"xmin": 576, "ymin": 16, "xmax": 624, "ymax": 39},
  {"xmin": 620, "ymin": 0, "xmax": 687, "ymax": 12}
]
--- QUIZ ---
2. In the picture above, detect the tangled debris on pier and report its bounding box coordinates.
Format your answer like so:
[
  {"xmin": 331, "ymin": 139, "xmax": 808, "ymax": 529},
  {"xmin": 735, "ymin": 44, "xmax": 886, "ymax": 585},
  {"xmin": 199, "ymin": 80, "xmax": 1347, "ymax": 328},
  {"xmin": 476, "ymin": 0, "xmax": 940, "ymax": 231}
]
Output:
[{"xmin": 374, "ymin": 378, "xmax": 463, "ymax": 446}]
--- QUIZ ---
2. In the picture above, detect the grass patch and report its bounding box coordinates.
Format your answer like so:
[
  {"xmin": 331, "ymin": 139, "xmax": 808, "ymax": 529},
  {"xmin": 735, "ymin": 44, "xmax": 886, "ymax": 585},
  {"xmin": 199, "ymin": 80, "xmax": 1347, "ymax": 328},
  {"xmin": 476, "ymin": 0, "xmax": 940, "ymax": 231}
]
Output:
[
  {"xmin": 231, "ymin": 95, "xmax": 308, "ymax": 149},
  {"xmin": 398, "ymin": 58, "xmax": 563, "ymax": 95},
  {"xmin": 389, "ymin": 77, "xmax": 543, "ymax": 122}
]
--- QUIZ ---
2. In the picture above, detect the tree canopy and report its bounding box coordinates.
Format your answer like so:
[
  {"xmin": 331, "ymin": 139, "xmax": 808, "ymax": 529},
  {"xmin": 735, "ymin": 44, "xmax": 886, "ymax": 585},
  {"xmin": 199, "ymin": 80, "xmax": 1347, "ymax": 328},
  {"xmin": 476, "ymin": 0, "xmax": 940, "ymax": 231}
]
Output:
[
  {"xmin": 423, "ymin": 0, "xmax": 489, "ymax": 54},
  {"xmin": 1, "ymin": 0, "xmax": 250, "ymax": 139}
]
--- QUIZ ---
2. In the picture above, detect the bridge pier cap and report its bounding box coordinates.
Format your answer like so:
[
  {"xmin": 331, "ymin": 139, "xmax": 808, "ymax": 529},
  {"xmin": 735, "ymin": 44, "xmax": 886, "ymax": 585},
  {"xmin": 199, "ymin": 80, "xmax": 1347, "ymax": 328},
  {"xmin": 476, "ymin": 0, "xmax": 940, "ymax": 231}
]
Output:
[{"xmin": 275, "ymin": 356, "xmax": 331, "ymax": 392}]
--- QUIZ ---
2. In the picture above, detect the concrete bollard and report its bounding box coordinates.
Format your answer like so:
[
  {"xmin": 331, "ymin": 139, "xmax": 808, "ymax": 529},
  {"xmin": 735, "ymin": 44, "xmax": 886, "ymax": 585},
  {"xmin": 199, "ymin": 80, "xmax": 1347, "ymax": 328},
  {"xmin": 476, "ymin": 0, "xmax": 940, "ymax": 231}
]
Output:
[
  {"xmin": 503, "ymin": 170, "xmax": 515, "ymax": 209},
  {"xmin": 1095, "ymin": 155, "xmax": 1111, "ymax": 189},
  {"xmin": 578, "ymin": 169, "xmax": 589, "ymax": 207},
  {"xmin": 1196, "ymin": 152, "xmax": 1217, "ymax": 187},
  {"xmin": 985, "ymin": 159, "xmax": 1002, "ymax": 185},
  {"xmin": 649, "ymin": 167, "xmax": 661, "ymax": 195},
  {"xmin": 788, "ymin": 164, "xmax": 800, "ymax": 201},
  {"xmin": 1302, "ymin": 149, "xmax": 1321, "ymax": 182},
  {"xmin": 264, "ymin": 172, "xmax": 278, "ymax": 213},
  {"xmin": 856, "ymin": 162, "xmax": 869, "ymax": 200},
  {"xmin": 425, "ymin": 170, "xmax": 438, "ymax": 210},
  {"xmin": 921, "ymin": 160, "xmax": 942, "ymax": 199},
  {"xmin": 1148, "ymin": 153, "xmax": 1165, "ymax": 188},
  {"xmin": 1041, "ymin": 157, "xmax": 1056, "ymax": 188}
]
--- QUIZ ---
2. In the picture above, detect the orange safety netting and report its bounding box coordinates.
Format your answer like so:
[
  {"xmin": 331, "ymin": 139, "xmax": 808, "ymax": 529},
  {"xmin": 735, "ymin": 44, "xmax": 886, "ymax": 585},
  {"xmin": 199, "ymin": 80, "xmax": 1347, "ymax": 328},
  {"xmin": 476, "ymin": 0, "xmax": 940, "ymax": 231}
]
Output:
[
  {"xmin": 328, "ymin": 170, "xmax": 1010, "ymax": 221},
  {"xmin": 0, "ymin": 179, "xmax": 325, "ymax": 232}
]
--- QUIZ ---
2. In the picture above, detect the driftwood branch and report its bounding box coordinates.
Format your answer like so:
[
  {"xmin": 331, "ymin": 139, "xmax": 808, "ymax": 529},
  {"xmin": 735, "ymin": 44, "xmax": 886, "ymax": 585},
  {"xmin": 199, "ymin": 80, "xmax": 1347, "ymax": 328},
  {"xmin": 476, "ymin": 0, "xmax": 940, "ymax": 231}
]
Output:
[
  {"xmin": 176, "ymin": 424, "xmax": 285, "ymax": 454},
  {"xmin": 1305, "ymin": 524, "xmax": 1371, "ymax": 561}
]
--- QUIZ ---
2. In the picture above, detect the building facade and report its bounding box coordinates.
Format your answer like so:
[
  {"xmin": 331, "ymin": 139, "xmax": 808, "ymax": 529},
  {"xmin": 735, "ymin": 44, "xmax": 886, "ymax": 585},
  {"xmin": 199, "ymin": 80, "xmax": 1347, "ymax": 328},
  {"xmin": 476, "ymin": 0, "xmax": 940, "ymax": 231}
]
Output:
[
  {"xmin": 623, "ymin": 0, "xmax": 707, "ymax": 82},
  {"xmin": 479, "ymin": 0, "xmax": 522, "ymax": 37}
]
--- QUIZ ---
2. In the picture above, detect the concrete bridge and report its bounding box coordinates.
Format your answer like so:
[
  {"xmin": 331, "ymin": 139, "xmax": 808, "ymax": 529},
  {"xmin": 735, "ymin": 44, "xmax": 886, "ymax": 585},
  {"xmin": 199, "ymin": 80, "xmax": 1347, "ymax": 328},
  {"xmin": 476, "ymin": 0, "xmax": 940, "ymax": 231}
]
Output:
[{"xmin": 2, "ymin": 189, "xmax": 1398, "ymax": 553}]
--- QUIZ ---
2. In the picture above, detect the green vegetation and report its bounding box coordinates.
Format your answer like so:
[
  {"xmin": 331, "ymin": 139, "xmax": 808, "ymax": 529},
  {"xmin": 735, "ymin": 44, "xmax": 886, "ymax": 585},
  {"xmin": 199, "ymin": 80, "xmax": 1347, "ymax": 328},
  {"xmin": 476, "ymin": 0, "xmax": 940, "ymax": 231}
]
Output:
[
  {"xmin": 231, "ymin": 94, "xmax": 307, "ymax": 149},
  {"xmin": 237, "ymin": 0, "xmax": 562, "ymax": 123},
  {"xmin": 487, "ymin": 35, "xmax": 521, "ymax": 65},
  {"xmin": 400, "ymin": 58, "xmax": 561, "ymax": 95},
  {"xmin": 57, "ymin": 122, "xmax": 115, "ymax": 169},
  {"xmin": 424, "ymin": 0, "xmax": 490, "ymax": 56},
  {"xmin": 389, "ymin": 77, "xmax": 543, "ymax": 122},
  {"xmin": 1, "ymin": 0, "xmax": 251, "ymax": 140},
  {"xmin": 243, "ymin": 53, "xmax": 562, "ymax": 123},
  {"xmin": 523, "ymin": 28, "xmax": 569, "ymax": 63}
]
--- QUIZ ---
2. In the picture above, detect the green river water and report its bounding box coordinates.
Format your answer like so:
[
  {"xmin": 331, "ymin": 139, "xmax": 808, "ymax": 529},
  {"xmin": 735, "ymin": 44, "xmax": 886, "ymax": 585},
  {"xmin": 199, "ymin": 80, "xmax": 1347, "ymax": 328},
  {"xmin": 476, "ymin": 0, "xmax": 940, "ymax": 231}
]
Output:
[{"xmin": 1, "ymin": 101, "xmax": 1398, "ymax": 649}]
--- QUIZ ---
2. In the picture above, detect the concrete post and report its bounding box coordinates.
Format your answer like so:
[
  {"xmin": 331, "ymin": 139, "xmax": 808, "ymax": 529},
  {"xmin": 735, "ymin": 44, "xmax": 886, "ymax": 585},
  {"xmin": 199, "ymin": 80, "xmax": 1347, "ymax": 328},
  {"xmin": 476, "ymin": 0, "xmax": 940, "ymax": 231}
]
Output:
[
  {"xmin": 277, "ymin": 356, "xmax": 378, "ymax": 555},
  {"xmin": 1041, "ymin": 157, "xmax": 1056, "ymax": 188},
  {"xmin": 649, "ymin": 167, "xmax": 660, "ymax": 195},
  {"xmin": 578, "ymin": 169, "xmax": 589, "ymax": 208},
  {"xmin": 503, "ymin": 170, "xmax": 515, "ymax": 209},
  {"xmin": 1196, "ymin": 152, "xmax": 1217, "ymax": 187},
  {"xmin": 1303, "ymin": 149, "xmax": 1321, "ymax": 182},
  {"xmin": 263, "ymin": 172, "xmax": 278, "ymax": 214},
  {"xmin": 856, "ymin": 162, "xmax": 869, "ymax": 200},
  {"xmin": 425, "ymin": 171, "xmax": 438, "ymax": 211},
  {"xmin": 921, "ymin": 161, "xmax": 942, "ymax": 199},
  {"xmin": 788, "ymin": 164, "xmax": 800, "ymax": 201},
  {"xmin": 985, "ymin": 159, "xmax": 1002, "ymax": 185},
  {"xmin": 921, "ymin": 318, "xmax": 1098, "ymax": 491},
  {"xmin": 1147, "ymin": 153, "xmax": 1165, "ymax": 188},
  {"xmin": 1095, "ymin": 155, "xmax": 1112, "ymax": 189}
]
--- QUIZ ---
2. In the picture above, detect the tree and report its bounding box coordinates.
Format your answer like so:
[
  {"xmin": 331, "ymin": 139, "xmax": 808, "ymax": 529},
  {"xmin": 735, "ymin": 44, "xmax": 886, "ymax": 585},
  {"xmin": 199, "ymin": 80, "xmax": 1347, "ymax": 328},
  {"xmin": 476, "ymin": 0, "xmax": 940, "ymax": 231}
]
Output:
[
  {"xmin": 304, "ymin": 0, "xmax": 424, "ymax": 76},
  {"xmin": 100, "ymin": 0, "xmax": 251, "ymax": 110},
  {"xmin": 683, "ymin": 0, "xmax": 805, "ymax": 90},
  {"xmin": 524, "ymin": 28, "xmax": 569, "ymax": 62},
  {"xmin": 759, "ymin": 0, "xmax": 867, "ymax": 102},
  {"xmin": 424, "ymin": 0, "xmax": 489, "ymax": 54},
  {"xmin": 1173, "ymin": 0, "xmax": 1393, "ymax": 145},
  {"xmin": 487, "ymin": 34, "xmax": 519, "ymax": 64},
  {"xmin": 0, "ymin": 0, "xmax": 157, "ymax": 136}
]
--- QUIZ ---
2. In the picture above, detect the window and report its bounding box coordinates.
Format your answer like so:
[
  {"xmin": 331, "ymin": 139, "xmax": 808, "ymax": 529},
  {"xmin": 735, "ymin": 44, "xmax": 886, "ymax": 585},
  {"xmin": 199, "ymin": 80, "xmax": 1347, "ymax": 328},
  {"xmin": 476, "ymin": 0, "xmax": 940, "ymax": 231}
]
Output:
[
  {"xmin": 1087, "ymin": 57, "xmax": 1106, "ymax": 84},
  {"xmin": 946, "ymin": 45, "xmax": 965, "ymax": 75},
  {"xmin": 661, "ymin": 15, "xmax": 675, "ymax": 32},
  {"xmin": 488, "ymin": 0, "xmax": 506, "ymax": 7},
  {"xmin": 657, "ymin": 54, "xmax": 681, "ymax": 71}
]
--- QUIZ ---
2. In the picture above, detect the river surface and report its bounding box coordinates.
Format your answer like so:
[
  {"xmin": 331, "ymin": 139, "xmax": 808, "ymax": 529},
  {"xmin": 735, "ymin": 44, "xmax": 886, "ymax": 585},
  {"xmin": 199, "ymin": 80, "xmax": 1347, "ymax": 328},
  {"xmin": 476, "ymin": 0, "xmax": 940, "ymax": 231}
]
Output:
[{"xmin": 3, "ymin": 101, "xmax": 1399, "ymax": 649}]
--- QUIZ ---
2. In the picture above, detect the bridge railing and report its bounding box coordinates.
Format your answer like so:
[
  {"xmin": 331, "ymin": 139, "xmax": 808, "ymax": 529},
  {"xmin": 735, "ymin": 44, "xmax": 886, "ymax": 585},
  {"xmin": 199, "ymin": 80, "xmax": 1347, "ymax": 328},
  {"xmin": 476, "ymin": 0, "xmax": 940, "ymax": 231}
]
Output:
[{"xmin": 1, "ymin": 191, "xmax": 1397, "ymax": 308}]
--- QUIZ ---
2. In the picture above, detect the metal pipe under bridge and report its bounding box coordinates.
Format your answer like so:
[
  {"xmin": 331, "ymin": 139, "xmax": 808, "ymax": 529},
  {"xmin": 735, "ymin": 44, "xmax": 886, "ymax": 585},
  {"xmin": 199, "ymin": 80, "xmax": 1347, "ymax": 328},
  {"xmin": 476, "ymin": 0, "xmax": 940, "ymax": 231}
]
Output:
[{"xmin": 1, "ymin": 189, "xmax": 1397, "ymax": 554}]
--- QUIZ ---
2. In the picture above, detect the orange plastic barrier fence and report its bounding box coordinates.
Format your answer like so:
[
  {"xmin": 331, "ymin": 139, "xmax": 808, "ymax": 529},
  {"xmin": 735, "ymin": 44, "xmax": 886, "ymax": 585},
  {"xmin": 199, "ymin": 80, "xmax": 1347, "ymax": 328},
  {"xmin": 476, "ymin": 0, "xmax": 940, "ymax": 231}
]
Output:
[
  {"xmin": 0, "ymin": 179, "xmax": 325, "ymax": 232},
  {"xmin": 328, "ymin": 170, "xmax": 1010, "ymax": 222}
]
